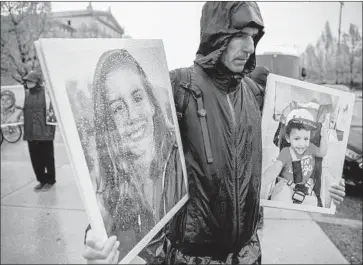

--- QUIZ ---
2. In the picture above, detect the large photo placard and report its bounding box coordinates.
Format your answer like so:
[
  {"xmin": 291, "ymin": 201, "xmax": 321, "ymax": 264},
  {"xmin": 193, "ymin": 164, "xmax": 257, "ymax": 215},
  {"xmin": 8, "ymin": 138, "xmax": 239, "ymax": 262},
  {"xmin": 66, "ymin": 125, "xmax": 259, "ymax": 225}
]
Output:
[
  {"xmin": 261, "ymin": 74, "xmax": 355, "ymax": 214},
  {"xmin": 35, "ymin": 39, "xmax": 188, "ymax": 264}
]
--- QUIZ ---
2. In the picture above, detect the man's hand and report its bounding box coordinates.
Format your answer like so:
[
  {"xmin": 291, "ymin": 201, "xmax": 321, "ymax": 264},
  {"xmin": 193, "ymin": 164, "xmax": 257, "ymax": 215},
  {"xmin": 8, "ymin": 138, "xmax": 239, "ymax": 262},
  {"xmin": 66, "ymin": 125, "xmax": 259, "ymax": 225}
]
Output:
[
  {"xmin": 129, "ymin": 255, "xmax": 147, "ymax": 264},
  {"xmin": 329, "ymin": 178, "xmax": 346, "ymax": 205},
  {"xmin": 83, "ymin": 229, "xmax": 120, "ymax": 264},
  {"xmin": 249, "ymin": 66, "xmax": 270, "ymax": 88}
]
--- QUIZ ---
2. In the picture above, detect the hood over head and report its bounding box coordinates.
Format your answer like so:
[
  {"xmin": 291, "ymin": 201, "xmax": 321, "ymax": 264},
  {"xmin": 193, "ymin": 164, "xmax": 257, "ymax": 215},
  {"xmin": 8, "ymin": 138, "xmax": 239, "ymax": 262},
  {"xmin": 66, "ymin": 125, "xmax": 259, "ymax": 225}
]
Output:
[
  {"xmin": 195, "ymin": 2, "xmax": 264, "ymax": 78},
  {"xmin": 23, "ymin": 70, "xmax": 42, "ymax": 83},
  {"xmin": 23, "ymin": 70, "xmax": 43, "ymax": 93}
]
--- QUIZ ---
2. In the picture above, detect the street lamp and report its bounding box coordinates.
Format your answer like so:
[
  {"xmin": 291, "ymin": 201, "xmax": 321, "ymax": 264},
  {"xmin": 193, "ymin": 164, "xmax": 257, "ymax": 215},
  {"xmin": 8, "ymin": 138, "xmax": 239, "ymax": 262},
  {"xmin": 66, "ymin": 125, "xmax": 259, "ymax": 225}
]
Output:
[{"xmin": 336, "ymin": 1, "xmax": 344, "ymax": 84}]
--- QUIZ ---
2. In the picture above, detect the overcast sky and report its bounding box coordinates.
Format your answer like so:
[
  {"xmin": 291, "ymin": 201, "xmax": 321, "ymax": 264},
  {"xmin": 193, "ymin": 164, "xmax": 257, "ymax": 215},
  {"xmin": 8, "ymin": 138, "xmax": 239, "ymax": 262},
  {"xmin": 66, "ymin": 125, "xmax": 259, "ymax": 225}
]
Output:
[{"xmin": 51, "ymin": 1, "xmax": 362, "ymax": 70}]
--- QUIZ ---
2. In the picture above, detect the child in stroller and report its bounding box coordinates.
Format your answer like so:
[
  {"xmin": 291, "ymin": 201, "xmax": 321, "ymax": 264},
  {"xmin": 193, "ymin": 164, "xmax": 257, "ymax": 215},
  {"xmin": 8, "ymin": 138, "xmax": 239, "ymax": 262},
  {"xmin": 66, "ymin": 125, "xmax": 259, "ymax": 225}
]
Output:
[{"xmin": 261, "ymin": 109, "xmax": 329, "ymax": 206}]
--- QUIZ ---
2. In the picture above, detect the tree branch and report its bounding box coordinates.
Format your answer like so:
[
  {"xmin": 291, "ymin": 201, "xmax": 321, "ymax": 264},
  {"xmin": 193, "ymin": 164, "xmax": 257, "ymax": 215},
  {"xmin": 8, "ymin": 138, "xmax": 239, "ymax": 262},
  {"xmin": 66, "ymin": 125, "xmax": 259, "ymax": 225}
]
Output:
[
  {"xmin": 6, "ymin": 50, "xmax": 22, "ymax": 74},
  {"xmin": 11, "ymin": 72, "xmax": 23, "ymax": 84}
]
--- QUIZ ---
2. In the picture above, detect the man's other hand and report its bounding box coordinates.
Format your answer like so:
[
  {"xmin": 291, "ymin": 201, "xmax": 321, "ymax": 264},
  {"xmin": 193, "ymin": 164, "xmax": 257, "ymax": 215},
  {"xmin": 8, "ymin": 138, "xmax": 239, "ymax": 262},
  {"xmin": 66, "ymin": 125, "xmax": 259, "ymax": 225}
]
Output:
[{"xmin": 249, "ymin": 66, "xmax": 270, "ymax": 88}]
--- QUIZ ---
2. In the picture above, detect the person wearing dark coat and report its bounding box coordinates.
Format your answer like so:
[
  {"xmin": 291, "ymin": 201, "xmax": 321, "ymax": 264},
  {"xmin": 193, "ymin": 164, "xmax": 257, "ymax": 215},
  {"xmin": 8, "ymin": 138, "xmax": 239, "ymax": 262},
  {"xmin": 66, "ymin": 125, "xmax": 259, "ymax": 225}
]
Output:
[
  {"xmin": 83, "ymin": 2, "xmax": 346, "ymax": 264},
  {"xmin": 23, "ymin": 70, "xmax": 56, "ymax": 191}
]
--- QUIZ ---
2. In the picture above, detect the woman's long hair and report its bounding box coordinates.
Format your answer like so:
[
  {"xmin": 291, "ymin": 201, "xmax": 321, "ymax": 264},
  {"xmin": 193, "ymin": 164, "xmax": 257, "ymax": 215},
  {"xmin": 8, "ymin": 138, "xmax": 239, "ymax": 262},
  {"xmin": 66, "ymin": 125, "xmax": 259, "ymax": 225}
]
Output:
[{"xmin": 92, "ymin": 49, "xmax": 173, "ymax": 230}]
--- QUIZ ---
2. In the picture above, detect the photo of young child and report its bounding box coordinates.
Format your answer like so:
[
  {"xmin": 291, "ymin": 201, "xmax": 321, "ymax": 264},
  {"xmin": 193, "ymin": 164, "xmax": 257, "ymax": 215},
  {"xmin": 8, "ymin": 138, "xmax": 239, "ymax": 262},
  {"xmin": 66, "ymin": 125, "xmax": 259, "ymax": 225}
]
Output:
[
  {"xmin": 261, "ymin": 74, "xmax": 356, "ymax": 214},
  {"xmin": 261, "ymin": 109, "xmax": 329, "ymax": 207}
]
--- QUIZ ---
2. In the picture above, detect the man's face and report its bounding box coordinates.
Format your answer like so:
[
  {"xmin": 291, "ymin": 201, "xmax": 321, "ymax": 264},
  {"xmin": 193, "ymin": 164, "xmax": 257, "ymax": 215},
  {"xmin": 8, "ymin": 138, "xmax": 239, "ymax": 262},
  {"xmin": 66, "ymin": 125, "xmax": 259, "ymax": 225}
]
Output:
[
  {"xmin": 26, "ymin": 80, "xmax": 36, "ymax": 89},
  {"xmin": 220, "ymin": 27, "xmax": 258, "ymax": 73}
]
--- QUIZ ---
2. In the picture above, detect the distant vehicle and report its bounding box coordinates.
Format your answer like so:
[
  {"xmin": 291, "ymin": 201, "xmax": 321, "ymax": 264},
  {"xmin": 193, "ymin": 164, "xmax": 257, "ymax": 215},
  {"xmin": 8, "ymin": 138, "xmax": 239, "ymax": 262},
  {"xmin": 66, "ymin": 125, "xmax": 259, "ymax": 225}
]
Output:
[
  {"xmin": 343, "ymin": 98, "xmax": 362, "ymax": 190},
  {"xmin": 322, "ymin": 84, "xmax": 362, "ymax": 190},
  {"xmin": 256, "ymin": 46, "xmax": 306, "ymax": 80}
]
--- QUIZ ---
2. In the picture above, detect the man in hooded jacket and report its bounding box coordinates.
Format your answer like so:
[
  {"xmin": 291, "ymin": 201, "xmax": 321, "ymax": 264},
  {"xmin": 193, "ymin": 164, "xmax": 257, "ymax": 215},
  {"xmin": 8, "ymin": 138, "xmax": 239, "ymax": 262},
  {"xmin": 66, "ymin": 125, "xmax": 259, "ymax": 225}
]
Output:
[
  {"xmin": 83, "ymin": 2, "xmax": 345, "ymax": 264},
  {"xmin": 162, "ymin": 3, "xmax": 266, "ymax": 264}
]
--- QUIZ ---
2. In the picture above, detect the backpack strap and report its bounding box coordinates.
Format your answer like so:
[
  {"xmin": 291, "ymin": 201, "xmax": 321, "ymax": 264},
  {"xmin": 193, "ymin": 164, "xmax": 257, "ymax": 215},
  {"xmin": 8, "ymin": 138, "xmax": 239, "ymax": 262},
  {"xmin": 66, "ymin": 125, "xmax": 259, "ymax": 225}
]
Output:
[
  {"xmin": 171, "ymin": 67, "xmax": 192, "ymax": 120},
  {"xmin": 170, "ymin": 67, "xmax": 213, "ymax": 164},
  {"xmin": 244, "ymin": 76, "xmax": 265, "ymax": 112},
  {"xmin": 186, "ymin": 81, "xmax": 214, "ymax": 164}
]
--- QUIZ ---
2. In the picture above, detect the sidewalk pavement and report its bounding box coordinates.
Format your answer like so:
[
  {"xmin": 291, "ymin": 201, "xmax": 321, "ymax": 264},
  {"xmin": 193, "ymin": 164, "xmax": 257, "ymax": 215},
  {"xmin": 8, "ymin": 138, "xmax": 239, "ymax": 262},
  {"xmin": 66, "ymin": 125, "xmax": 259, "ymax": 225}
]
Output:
[
  {"xmin": 259, "ymin": 208, "xmax": 349, "ymax": 264},
  {"xmin": 1, "ymin": 130, "xmax": 349, "ymax": 264}
]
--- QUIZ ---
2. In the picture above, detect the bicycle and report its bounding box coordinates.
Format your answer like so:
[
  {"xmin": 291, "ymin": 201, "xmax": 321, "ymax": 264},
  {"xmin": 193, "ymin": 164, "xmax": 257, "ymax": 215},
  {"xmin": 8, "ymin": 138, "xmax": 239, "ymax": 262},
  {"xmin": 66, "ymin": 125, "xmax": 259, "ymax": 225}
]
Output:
[{"xmin": 0, "ymin": 125, "xmax": 22, "ymax": 145}]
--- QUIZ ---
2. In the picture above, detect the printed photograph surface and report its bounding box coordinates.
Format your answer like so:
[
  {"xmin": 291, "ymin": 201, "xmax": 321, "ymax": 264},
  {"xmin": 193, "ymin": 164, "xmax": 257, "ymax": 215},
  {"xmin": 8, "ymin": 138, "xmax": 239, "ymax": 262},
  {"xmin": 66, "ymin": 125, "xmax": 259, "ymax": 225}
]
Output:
[
  {"xmin": 45, "ymin": 88, "xmax": 57, "ymax": 125},
  {"xmin": 35, "ymin": 39, "xmax": 188, "ymax": 263},
  {"xmin": 261, "ymin": 74, "xmax": 356, "ymax": 214},
  {"xmin": 1, "ymin": 85, "xmax": 24, "ymax": 128}
]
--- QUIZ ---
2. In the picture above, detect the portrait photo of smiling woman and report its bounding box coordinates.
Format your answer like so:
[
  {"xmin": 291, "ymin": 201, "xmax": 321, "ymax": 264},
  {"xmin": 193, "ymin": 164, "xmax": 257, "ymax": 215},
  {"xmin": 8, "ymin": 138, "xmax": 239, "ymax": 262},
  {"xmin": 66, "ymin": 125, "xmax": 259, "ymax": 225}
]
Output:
[
  {"xmin": 88, "ymin": 48, "xmax": 186, "ymax": 261},
  {"xmin": 34, "ymin": 39, "xmax": 188, "ymax": 264}
]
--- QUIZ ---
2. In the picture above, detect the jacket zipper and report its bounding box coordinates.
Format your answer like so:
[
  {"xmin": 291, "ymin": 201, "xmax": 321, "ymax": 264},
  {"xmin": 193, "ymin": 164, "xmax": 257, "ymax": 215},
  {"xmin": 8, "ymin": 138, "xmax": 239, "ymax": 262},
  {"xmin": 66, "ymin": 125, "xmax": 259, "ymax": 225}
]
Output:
[{"xmin": 226, "ymin": 94, "xmax": 240, "ymax": 246}]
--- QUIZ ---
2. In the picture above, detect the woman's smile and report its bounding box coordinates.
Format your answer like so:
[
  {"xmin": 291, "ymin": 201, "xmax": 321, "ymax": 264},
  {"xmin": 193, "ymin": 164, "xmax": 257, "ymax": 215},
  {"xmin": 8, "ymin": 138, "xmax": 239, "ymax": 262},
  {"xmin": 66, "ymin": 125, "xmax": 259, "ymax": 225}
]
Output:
[{"xmin": 124, "ymin": 121, "xmax": 147, "ymax": 142}]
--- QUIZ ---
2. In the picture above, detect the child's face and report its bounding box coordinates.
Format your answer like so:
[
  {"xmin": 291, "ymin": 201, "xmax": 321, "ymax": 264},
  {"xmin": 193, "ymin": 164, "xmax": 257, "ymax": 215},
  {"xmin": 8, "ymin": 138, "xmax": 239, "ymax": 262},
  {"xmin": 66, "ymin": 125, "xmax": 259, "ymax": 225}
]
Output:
[{"xmin": 286, "ymin": 128, "xmax": 311, "ymax": 155}]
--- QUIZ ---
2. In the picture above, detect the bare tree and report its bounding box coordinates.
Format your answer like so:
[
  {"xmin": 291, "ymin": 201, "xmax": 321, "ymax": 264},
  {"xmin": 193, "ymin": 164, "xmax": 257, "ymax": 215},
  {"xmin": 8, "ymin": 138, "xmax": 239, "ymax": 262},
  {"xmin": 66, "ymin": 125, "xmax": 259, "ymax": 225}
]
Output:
[
  {"xmin": 303, "ymin": 44, "xmax": 325, "ymax": 83},
  {"xmin": 302, "ymin": 21, "xmax": 362, "ymax": 90},
  {"xmin": 1, "ymin": 2, "xmax": 53, "ymax": 85},
  {"xmin": 302, "ymin": 21, "xmax": 338, "ymax": 84},
  {"xmin": 341, "ymin": 24, "xmax": 362, "ymax": 88},
  {"xmin": 319, "ymin": 21, "xmax": 336, "ymax": 82},
  {"xmin": 336, "ymin": 2, "xmax": 344, "ymax": 84},
  {"xmin": 322, "ymin": 21, "xmax": 334, "ymax": 62}
]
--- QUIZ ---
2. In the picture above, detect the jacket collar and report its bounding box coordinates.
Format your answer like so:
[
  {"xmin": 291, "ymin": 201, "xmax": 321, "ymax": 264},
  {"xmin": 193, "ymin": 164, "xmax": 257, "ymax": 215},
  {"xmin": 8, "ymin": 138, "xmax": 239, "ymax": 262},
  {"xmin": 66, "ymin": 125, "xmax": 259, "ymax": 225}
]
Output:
[{"xmin": 196, "ymin": 61, "xmax": 243, "ymax": 93}]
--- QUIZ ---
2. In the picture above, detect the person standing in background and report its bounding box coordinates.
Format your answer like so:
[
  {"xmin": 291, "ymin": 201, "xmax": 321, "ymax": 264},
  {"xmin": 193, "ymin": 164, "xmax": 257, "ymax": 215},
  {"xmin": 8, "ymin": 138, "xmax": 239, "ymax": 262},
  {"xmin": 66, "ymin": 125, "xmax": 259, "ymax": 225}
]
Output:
[{"xmin": 23, "ymin": 70, "xmax": 56, "ymax": 191}]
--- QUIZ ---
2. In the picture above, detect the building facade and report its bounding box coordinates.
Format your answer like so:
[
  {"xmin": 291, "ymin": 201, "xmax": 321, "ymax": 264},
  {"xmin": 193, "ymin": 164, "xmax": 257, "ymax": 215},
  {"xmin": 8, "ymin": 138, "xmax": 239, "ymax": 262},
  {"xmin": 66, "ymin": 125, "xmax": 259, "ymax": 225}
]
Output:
[{"xmin": 51, "ymin": 3, "xmax": 124, "ymax": 38}]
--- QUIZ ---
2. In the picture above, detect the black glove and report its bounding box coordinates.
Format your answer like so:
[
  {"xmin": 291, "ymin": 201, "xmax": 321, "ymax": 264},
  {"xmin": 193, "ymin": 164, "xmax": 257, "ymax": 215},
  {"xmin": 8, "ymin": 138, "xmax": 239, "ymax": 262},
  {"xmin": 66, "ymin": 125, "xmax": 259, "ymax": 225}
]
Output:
[{"xmin": 249, "ymin": 66, "xmax": 270, "ymax": 88}]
